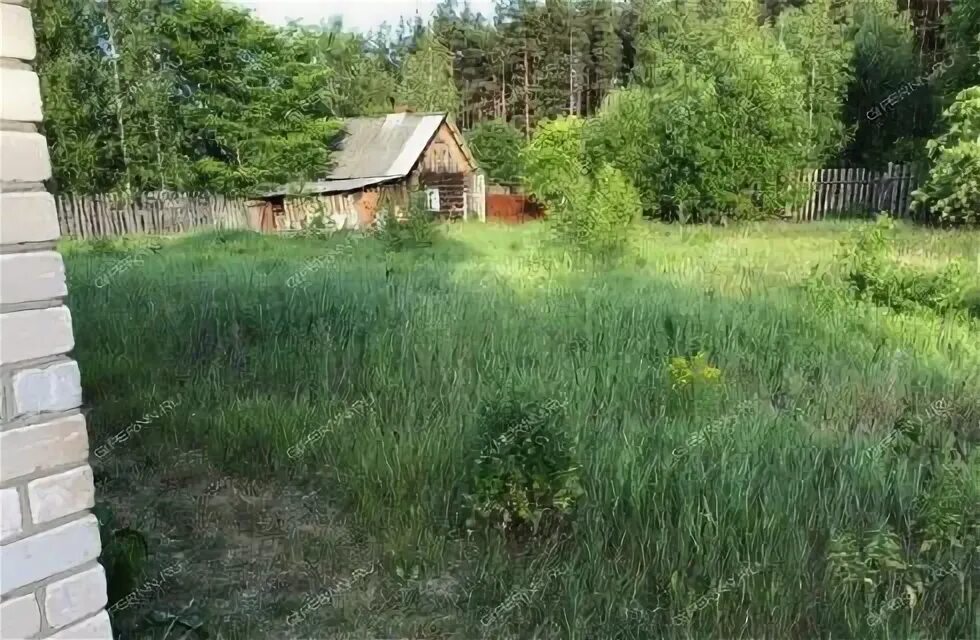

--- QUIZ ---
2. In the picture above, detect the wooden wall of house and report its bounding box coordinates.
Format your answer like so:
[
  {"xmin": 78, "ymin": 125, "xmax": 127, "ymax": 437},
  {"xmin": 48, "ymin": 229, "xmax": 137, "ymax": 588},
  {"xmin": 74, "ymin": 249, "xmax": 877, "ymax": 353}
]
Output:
[
  {"xmin": 419, "ymin": 123, "xmax": 471, "ymax": 174},
  {"xmin": 418, "ymin": 172, "xmax": 466, "ymax": 217},
  {"xmin": 274, "ymin": 183, "xmax": 411, "ymax": 230},
  {"xmin": 281, "ymin": 194, "xmax": 359, "ymax": 230},
  {"xmin": 415, "ymin": 122, "xmax": 474, "ymax": 218}
]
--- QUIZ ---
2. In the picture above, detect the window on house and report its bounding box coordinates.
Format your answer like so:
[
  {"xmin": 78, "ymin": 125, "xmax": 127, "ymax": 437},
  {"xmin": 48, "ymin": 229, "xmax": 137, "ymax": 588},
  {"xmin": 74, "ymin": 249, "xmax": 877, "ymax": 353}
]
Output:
[{"xmin": 426, "ymin": 188, "xmax": 440, "ymax": 211}]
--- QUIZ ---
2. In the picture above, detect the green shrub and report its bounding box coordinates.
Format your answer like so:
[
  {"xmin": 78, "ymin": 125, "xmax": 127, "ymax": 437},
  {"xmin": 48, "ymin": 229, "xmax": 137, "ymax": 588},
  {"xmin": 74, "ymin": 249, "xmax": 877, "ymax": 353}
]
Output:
[
  {"xmin": 466, "ymin": 395, "xmax": 582, "ymax": 537},
  {"xmin": 301, "ymin": 201, "xmax": 337, "ymax": 240},
  {"xmin": 912, "ymin": 87, "xmax": 980, "ymax": 225},
  {"xmin": 667, "ymin": 352, "xmax": 723, "ymax": 392},
  {"xmin": 522, "ymin": 116, "xmax": 588, "ymax": 209},
  {"xmin": 547, "ymin": 164, "xmax": 642, "ymax": 260},
  {"xmin": 666, "ymin": 351, "xmax": 724, "ymax": 413},
  {"xmin": 465, "ymin": 120, "xmax": 525, "ymax": 184},
  {"xmin": 523, "ymin": 118, "xmax": 640, "ymax": 258},
  {"xmin": 373, "ymin": 191, "xmax": 438, "ymax": 251},
  {"xmin": 586, "ymin": 0, "xmax": 819, "ymax": 222},
  {"xmin": 833, "ymin": 217, "xmax": 976, "ymax": 316}
]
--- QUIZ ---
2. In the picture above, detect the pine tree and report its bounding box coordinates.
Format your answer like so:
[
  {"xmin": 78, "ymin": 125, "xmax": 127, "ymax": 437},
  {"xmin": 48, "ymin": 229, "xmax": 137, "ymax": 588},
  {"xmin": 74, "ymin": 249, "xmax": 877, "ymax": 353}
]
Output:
[{"xmin": 397, "ymin": 32, "xmax": 461, "ymax": 115}]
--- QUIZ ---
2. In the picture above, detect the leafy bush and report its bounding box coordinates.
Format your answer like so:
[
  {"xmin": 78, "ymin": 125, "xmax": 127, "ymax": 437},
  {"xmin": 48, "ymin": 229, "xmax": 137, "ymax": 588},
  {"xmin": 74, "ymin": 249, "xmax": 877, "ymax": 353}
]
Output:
[
  {"xmin": 666, "ymin": 351, "xmax": 724, "ymax": 413},
  {"xmin": 548, "ymin": 164, "xmax": 642, "ymax": 259},
  {"xmin": 373, "ymin": 191, "xmax": 438, "ymax": 251},
  {"xmin": 523, "ymin": 117, "xmax": 640, "ymax": 258},
  {"xmin": 831, "ymin": 217, "xmax": 977, "ymax": 316},
  {"xmin": 586, "ymin": 0, "xmax": 816, "ymax": 222},
  {"xmin": 466, "ymin": 395, "xmax": 582, "ymax": 537},
  {"xmin": 667, "ymin": 352, "xmax": 723, "ymax": 392},
  {"xmin": 301, "ymin": 199, "xmax": 338, "ymax": 239},
  {"xmin": 912, "ymin": 87, "xmax": 980, "ymax": 225},
  {"xmin": 522, "ymin": 116, "xmax": 588, "ymax": 208},
  {"xmin": 466, "ymin": 120, "xmax": 525, "ymax": 184},
  {"xmin": 776, "ymin": 0, "xmax": 854, "ymax": 162}
]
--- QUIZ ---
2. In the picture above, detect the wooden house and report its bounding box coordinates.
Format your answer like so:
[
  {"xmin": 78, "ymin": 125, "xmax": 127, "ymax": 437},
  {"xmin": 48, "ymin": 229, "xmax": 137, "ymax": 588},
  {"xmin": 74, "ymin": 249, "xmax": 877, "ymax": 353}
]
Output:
[{"xmin": 260, "ymin": 111, "xmax": 485, "ymax": 231}]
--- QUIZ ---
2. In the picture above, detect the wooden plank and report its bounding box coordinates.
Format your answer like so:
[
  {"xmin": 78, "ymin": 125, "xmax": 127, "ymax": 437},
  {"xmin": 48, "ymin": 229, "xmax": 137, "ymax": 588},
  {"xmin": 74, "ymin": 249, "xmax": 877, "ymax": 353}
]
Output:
[
  {"xmin": 793, "ymin": 170, "xmax": 809, "ymax": 222},
  {"xmin": 84, "ymin": 195, "xmax": 92, "ymax": 238},
  {"xmin": 109, "ymin": 196, "xmax": 119, "ymax": 236},
  {"xmin": 835, "ymin": 168, "xmax": 843, "ymax": 217},
  {"xmin": 806, "ymin": 170, "xmax": 814, "ymax": 221},
  {"xmin": 808, "ymin": 170, "xmax": 816, "ymax": 221},
  {"xmin": 836, "ymin": 168, "xmax": 845, "ymax": 217},
  {"xmin": 94, "ymin": 196, "xmax": 103, "ymax": 237},
  {"xmin": 125, "ymin": 201, "xmax": 136, "ymax": 235},
  {"xmin": 822, "ymin": 168, "xmax": 831, "ymax": 219},
  {"xmin": 899, "ymin": 164, "xmax": 911, "ymax": 216},
  {"xmin": 904, "ymin": 164, "xmax": 914, "ymax": 216},
  {"xmin": 59, "ymin": 195, "xmax": 69, "ymax": 237},
  {"xmin": 826, "ymin": 168, "xmax": 835, "ymax": 218},
  {"xmin": 76, "ymin": 196, "xmax": 85, "ymax": 239},
  {"xmin": 58, "ymin": 195, "xmax": 69, "ymax": 237},
  {"xmin": 888, "ymin": 162, "xmax": 899, "ymax": 214},
  {"xmin": 88, "ymin": 196, "xmax": 97, "ymax": 238},
  {"xmin": 69, "ymin": 195, "xmax": 78, "ymax": 238},
  {"xmin": 880, "ymin": 163, "xmax": 890, "ymax": 214},
  {"xmin": 816, "ymin": 168, "xmax": 826, "ymax": 220},
  {"xmin": 858, "ymin": 168, "xmax": 868, "ymax": 215},
  {"xmin": 90, "ymin": 196, "xmax": 99, "ymax": 237},
  {"xmin": 69, "ymin": 198, "xmax": 82, "ymax": 238},
  {"xmin": 809, "ymin": 169, "xmax": 817, "ymax": 221},
  {"xmin": 894, "ymin": 165, "xmax": 904, "ymax": 216},
  {"xmin": 154, "ymin": 199, "xmax": 163, "ymax": 233},
  {"xmin": 804, "ymin": 169, "xmax": 813, "ymax": 221}
]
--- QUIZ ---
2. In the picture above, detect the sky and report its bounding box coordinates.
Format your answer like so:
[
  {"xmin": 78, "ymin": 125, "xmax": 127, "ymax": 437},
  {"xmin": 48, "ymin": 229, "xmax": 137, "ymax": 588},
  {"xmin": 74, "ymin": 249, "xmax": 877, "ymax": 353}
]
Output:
[{"xmin": 231, "ymin": 0, "xmax": 496, "ymax": 33}]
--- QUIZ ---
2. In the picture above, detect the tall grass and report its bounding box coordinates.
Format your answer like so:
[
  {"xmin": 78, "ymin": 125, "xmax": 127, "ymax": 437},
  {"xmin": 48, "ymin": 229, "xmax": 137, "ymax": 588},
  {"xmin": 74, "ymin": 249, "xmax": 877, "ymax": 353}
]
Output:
[{"xmin": 65, "ymin": 222, "xmax": 979, "ymax": 638}]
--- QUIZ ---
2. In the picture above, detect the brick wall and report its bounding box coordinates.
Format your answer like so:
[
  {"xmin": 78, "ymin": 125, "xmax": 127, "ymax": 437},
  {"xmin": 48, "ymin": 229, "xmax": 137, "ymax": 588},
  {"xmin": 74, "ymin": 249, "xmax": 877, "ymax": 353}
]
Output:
[{"xmin": 0, "ymin": 1, "xmax": 111, "ymax": 638}]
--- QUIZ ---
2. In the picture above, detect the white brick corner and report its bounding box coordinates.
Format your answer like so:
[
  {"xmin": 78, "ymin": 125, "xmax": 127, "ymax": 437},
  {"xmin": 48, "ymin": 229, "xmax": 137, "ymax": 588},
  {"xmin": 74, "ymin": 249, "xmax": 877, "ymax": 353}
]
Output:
[
  {"xmin": 49, "ymin": 610, "xmax": 112, "ymax": 639},
  {"xmin": 0, "ymin": 67, "xmax": 42, "ymax": 122},
  {"xmin": 0, "ymin": 251, "xmax": 68, "ymax": 306},
  {"xmin": 43, "ymin": 564, "xmax": 108, "ymax": 630},
  {"xmin": 0, "ymin": 3, "xmax": 36, "ymax": 61},
  {"xmin": 0, "ymin": 514, "xmax": 101, "ymax": 595},
  {"xmin": 0, "ymin": 306, "xmax": 74, "ymax": 366},
  {"xmin": 27, "ymin": 465, "xmax": 95, "ymax": 525},
  {"xmin": 10, "ymin": 359, "xmax": 81, "ymax": 417},
  {"xmin": 0, "ymin": 414, "xmax": 89, "ymax": 484},
  {"xmin": 0, "ymin": 130, "xmax": 51, "ymax": 184},
  {"xmin": 0, "ymin": 192, "xmax": 60, "ymax": 244}
]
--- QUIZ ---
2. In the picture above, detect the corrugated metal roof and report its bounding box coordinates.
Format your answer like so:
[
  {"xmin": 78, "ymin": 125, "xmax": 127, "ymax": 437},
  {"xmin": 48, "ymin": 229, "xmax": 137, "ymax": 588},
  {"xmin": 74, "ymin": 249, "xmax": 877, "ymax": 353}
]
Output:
[
  {"xmin": 264, "ymin": 176, "xmax": 395, "ymax": 198},
  {"xmin": 329, "ymin": 113, "xmax": 447, "ymax": 180},
  {"xmin": 265, "ymin": 112, "xmax": 450, "ymax": 197}
]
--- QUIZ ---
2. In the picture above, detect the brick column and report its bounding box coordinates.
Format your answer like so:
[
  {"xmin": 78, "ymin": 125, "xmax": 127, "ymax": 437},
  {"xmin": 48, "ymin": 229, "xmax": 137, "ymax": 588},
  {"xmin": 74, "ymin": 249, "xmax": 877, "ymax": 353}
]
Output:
[{"xmin": 0, "ymin": 1, "xmax": 112, "ymax": 638}]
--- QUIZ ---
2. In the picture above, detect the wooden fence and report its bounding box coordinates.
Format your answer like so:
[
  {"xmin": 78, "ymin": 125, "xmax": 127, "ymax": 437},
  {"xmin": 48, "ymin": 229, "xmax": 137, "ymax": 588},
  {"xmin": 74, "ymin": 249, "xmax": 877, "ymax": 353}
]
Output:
[
  {"xmin": 55, "ymin": 193, "xmax": 253, "ymax": 238},
  {"xmin": 788, "ymin": 163, "xmax": 920, "ymax": 221}
]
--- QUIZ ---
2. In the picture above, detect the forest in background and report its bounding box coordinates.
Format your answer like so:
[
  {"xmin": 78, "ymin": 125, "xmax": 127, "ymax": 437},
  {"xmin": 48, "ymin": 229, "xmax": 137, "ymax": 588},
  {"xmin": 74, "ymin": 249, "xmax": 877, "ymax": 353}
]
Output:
[{"xmin": 35, "ymin": 0, "xmax": 978, "ymax": 211}]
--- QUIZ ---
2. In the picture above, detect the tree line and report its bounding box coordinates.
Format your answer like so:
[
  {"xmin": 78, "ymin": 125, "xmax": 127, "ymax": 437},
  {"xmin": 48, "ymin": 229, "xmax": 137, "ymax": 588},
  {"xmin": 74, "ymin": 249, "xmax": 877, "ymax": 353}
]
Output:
[{"xmin": 36, "ymin": 0, "xmax": 976, "ymax": 207}]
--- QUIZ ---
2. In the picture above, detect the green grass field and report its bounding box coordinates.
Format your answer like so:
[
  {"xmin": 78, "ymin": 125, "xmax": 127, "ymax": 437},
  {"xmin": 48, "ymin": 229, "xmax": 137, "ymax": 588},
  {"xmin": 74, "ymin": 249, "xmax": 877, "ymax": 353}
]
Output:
[{"xmin": 64, "ymin": 221, "xmax": 978, "ymax": 639}]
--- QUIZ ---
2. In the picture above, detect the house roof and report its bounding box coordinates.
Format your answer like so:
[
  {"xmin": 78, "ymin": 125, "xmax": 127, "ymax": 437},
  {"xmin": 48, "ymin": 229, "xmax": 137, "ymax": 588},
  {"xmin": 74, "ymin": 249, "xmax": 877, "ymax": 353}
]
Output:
[{"xmin": 265, "ymin": 112, "xmax": 476, "ymax": 197}]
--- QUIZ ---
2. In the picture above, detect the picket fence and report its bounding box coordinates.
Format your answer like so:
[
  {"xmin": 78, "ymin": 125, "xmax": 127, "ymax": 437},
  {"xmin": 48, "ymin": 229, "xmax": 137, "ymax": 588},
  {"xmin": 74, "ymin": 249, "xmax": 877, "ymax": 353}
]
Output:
[
  {"xmin": 55, "ymin": 165, "xmax": 923, "ymax": 237},
  {"xmin": 55, "ymin": 193, "xmax": 252, "ymax": 238},
  {"xmin": 788, "ymin": 163, "xmax": 920, "ymax": 221}
]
